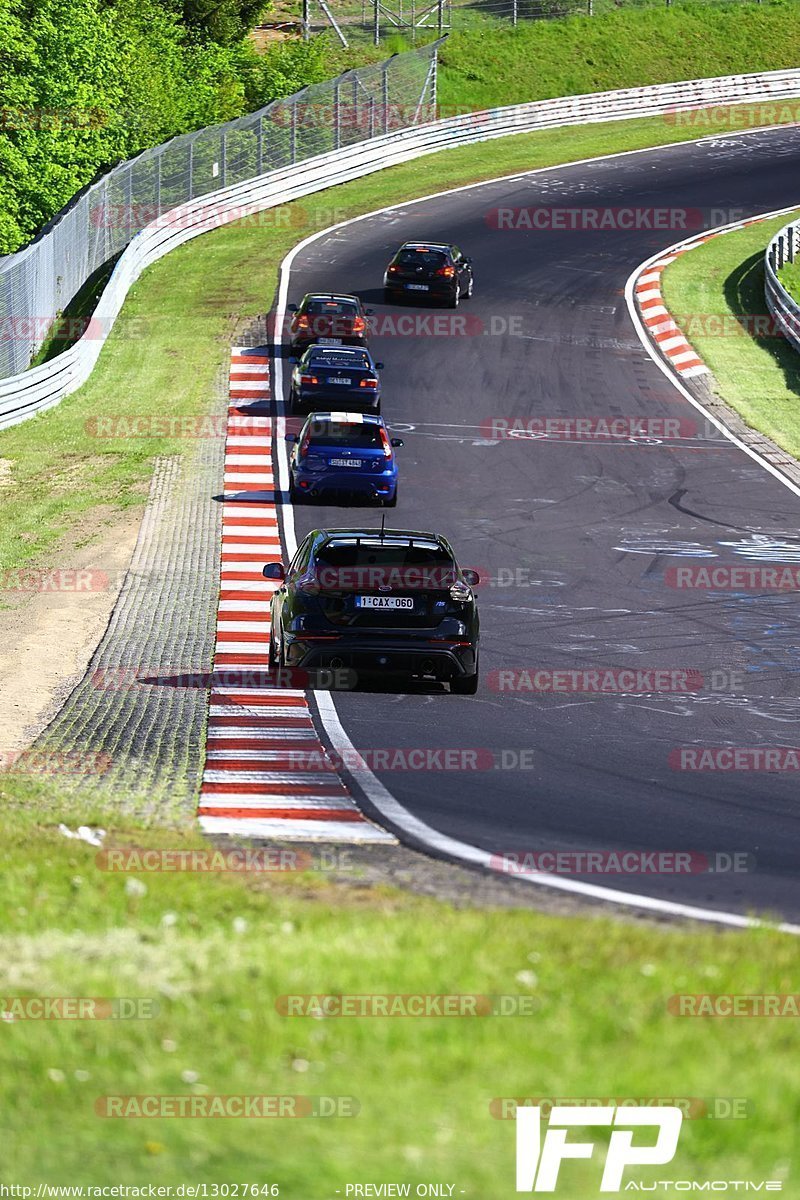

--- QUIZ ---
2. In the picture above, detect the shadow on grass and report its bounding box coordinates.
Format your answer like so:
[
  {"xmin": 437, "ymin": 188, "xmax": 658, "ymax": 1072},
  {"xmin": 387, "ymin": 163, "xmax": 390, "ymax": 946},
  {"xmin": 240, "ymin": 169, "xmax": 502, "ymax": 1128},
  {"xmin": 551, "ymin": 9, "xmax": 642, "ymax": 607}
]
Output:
[
  {"xmin": 29, "ymin": 255, "xmax": 119, "ymax": 368},
  {"xmin": 724, "ymin": 250, "xmax": 800, "ymax": 398}
]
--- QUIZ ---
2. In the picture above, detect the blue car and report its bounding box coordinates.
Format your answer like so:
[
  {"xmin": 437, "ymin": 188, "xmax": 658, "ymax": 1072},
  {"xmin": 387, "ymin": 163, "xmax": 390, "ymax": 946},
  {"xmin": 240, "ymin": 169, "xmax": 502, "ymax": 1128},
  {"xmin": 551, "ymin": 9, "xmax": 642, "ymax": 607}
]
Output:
[
  {"xmin": 288, "ymin": 345, "xmax": 384, "ymax": 414},
  {"xmin": 288, "ymin": 412, "xmax": 403, "ymax": 507}
]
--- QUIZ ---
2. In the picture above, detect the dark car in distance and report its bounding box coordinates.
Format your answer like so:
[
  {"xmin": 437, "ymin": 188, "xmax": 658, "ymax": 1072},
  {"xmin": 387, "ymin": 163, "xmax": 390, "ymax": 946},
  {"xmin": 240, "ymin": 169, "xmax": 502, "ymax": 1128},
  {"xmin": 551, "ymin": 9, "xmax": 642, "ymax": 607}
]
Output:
[
  {"xmin": 288, "ymin": 345, "xmax": 384, "ymax": 414},
  {"xmin": 265, "ymin": 527, "xmax": 480, "ymax": 693},
  {"xmin": 383, "ymin": 242, "xmax": 473, "ymax": 308},
  {"xmin": 288, "ymin": 294, "xmax": 371, "ymax": 351}
]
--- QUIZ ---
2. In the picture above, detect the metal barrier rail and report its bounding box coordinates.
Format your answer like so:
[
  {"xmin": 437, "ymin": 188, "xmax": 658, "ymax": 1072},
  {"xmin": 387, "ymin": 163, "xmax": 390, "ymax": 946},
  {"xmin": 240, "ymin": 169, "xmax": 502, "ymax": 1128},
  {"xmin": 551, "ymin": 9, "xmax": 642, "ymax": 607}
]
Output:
[
  {"xmin": 3, "ymin": 64, "xmax": 800, "ymax": 429},
  {"xmin": 765, "ymin": 218, "xmax": 800, "ymax": 354}
]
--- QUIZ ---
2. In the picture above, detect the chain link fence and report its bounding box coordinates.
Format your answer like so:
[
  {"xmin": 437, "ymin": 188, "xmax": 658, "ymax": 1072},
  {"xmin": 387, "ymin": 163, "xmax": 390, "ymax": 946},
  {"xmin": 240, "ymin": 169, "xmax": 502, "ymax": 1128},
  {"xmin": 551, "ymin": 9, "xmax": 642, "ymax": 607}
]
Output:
[
  {"xmin": 0, "ymin": 42, "xmax": 439, "ymax": 381},
  {"xmin": 304, "ymin": 0, "xmax": 769, "ymax": 43}
]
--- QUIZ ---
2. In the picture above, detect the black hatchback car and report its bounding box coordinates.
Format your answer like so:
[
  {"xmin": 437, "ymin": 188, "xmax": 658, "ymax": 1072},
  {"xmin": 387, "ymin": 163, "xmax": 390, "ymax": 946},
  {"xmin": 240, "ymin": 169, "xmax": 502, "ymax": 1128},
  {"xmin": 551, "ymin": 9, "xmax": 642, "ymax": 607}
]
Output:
[
  {"xmin": 383, "ymin": 242, "xmax": 473, "ymax": 308},
  {"xmin": 264, "ymin": 527, "xmax": 480, "ymax": 693},
  {"xmin": 288, "ymin": 294, "xmax": 371, "ymax": 351}
]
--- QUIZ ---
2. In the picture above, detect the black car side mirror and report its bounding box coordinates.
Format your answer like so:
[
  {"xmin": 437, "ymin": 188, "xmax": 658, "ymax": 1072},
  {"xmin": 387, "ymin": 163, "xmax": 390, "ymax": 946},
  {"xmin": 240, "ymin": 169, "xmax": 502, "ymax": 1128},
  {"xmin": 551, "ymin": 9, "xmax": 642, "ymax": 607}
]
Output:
[
  {"xmin": 390, "ymin": 438, "xmax": 404, "ymax": 448},
  {"xmin": 263, "ymin": 563, "xmax": 286, "ymax": 581},
  {"xmin": 462, "ymin": 568, "xmax": 480, "ymax": 586},
  {"xmin": 365, "ymin": 308, "xmax": 375, "ymax": 315},
  {"xmin": 287, "ymin": 303, "xmax": 298, "ymax": 312},
  {"xmin": 375, "ymin": 361, "xmax": 385, "ymax": 370}
]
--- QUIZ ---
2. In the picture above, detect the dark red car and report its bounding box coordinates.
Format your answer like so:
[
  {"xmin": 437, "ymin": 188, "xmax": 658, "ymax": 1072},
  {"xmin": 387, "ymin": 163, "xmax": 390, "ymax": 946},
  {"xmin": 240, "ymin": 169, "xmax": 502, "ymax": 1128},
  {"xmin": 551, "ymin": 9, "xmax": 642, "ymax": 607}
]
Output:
[{"xmin": 288, "ymin": 293, "xmax": 371, "ymax": 351}]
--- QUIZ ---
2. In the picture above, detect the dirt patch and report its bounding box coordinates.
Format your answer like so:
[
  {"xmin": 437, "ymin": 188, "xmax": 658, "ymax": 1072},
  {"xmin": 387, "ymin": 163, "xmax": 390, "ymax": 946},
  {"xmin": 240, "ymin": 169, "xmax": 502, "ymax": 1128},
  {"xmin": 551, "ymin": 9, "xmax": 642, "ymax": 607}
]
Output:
[{"xmin": 0, "ymin": 509, "xmax": 143, "ymax": 751}]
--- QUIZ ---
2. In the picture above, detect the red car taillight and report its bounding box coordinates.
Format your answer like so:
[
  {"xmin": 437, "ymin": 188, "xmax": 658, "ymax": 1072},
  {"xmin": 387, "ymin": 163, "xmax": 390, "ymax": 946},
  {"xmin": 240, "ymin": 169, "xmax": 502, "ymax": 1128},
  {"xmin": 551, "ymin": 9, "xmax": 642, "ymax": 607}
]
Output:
[
  {"xmin": 295, "ymin": 314, "xmax": 310, "ymax": 329},
  {"xmin": 359, "ymin": 378, "xmax": 378, "ymax": 388},
  {"xmin": 352, "ymin": 316, "xmax": 366, "ymax": 333},
  {"xmin": 436, "ymin": 265, "xmax": 456, "ymax": 278}
]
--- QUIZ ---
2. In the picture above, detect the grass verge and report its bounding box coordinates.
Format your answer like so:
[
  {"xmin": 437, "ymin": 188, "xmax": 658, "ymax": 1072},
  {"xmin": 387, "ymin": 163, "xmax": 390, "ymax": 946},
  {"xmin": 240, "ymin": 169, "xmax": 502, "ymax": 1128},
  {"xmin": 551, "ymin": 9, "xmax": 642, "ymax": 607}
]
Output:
[
  {"xmin": 321, "ymin": 0, "xmax": 800, "ymax": 111},
  {"xmin": 0, "ymin": 787, "xmax": 797, "ymax": 1185},
  {"xmin": 661, "ymin": 211, "xmax": 800, "ymax": 459}
]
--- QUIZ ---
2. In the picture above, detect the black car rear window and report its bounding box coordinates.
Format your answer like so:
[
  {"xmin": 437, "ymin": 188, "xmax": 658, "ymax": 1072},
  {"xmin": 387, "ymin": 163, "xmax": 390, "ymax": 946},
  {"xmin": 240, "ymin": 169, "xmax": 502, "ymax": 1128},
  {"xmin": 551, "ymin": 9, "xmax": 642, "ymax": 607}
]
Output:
[
  {"xmin": 306, "ymin": 421, "xmax": 383, "ymax": 447},
  {"xmin": 304, "ymin": 299, "xmax": 358, "ymax": 316},
  {"xmin": 306, "ymin": 350, "xmax": 370, "ymax": 368},
  {"xmin": 317, "ymin": 543, "xmax": 454, "ymax": 569},
  {"xmin": 314, "ymin": 541, "xmax": 457, "ymax": 590},
  {"xmin": 396, "ymin": 250, "xmax": 448, "ymax": 267}
]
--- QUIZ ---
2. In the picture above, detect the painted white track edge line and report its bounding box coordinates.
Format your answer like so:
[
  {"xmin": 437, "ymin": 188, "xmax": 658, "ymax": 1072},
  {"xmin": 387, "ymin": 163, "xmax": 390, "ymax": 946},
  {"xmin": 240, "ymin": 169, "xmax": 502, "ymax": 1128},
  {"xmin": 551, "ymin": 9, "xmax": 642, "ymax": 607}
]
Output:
[{"xmin": 274, "ymin": 138, "xmax": 800, "ymax": 935}]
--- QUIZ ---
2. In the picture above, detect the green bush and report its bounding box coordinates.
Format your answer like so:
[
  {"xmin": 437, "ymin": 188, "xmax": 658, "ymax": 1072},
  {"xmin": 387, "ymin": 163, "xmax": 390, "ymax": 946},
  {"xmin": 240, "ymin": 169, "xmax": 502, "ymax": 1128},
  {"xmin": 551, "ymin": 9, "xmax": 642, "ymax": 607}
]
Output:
[{"xmin": 0, "ymin": 0, "xmax": 326, "ymax": 255}]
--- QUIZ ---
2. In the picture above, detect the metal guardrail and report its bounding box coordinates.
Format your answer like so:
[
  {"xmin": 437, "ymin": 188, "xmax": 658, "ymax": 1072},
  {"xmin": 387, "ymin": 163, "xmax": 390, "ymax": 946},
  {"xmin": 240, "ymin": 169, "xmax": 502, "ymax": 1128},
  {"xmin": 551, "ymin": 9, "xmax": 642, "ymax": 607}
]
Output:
[
  {"xmin": 0, "ymin": 41, "xmax": 440, "ymax": 383},
  {"xmin": 765, "ymin": 218, "xmax": 800, "ymax": 354},
  {"xmin": 3, "ymin": 64, "xmax": 800, "ymax": 430}
]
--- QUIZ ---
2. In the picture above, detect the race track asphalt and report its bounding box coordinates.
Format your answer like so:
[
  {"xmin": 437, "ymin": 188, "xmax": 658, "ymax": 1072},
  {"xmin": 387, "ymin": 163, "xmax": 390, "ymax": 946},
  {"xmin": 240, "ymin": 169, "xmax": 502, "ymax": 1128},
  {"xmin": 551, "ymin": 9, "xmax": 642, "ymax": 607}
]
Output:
[{"xmin": 280, "ymin": 125, "xmax": 800, "ymax": 922}]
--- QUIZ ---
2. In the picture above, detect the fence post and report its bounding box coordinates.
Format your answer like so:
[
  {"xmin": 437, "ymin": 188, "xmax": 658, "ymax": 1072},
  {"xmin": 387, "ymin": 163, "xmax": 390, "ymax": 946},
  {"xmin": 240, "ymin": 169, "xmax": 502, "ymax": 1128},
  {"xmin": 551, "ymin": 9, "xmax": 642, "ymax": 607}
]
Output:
[
  {"xmin": 374, "ymin": 0, "xmax": 380, "ymax": 45},
  {"xmin": 221, "ymin": 130, "xmax": 227, "ymax": 188},
  {"xmin": 125, "ymin": 167, "xmax": 133, "ymax": 245},
  {"xmin": 587, "ymin": 0, "xmax": 592, "ymax": 13},
  {"xmin": 291, "ymin": 98, "xmax": 297, "ymax": 163},
  {"xmin": 352, "ymin": 74, "xmax": 360, "ymax": 140},
  {"xmin": 334, "ymin": 79, "xmax": 341, "ymax": 150},
  {"xmin": 437, "ymin": 0, "xmax": 443, "ymax": 36},
  {"xmin": 382, "ymin": 61, "xmax": 390, "ymax": 132},
  {"xmin": 257, "ymin": 116, "xmax": 263, "ymax": 175},
  {"xmin": 156, "ymin": 151, "xmax": 162, "ymax": 215},
  {"xmin": 512, "ymin": 0, "xmax": 517, "ymax": 25},
  {"xmin": 188, "ymin": 138, "xmax": 194, "ymax": 200},
  {"xmin": 303, "ymin": 0, "xmax": 309, "ymax": 39}
]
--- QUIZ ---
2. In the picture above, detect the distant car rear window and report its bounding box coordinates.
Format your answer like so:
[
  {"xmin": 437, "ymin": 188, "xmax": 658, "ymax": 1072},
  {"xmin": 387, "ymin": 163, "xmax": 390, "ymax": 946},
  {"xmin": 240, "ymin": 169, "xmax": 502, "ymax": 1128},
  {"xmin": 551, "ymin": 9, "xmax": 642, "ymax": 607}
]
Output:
[
  {"xmin": 307, "ymin": 349, "xmax": 370, "ymax": 368},
  {"xmin": 306, "ymin": 421, "xmax": 383, "ymax": 447},
  {"xmin": 396, "ymin": 250, "xmax": 447, "ymax": 267},
  {"xmin": 304, "ymin": 299, "xmax": 358, "ymax": 316}
]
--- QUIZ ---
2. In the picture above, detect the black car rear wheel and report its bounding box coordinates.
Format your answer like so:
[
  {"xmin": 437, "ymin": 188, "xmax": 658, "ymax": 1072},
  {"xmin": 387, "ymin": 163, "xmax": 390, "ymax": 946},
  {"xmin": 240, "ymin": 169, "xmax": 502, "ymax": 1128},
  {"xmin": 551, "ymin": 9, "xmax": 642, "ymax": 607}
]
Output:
[{"xmin": 451, "ymin": 656, "xmax": 479, "ymax": 695}]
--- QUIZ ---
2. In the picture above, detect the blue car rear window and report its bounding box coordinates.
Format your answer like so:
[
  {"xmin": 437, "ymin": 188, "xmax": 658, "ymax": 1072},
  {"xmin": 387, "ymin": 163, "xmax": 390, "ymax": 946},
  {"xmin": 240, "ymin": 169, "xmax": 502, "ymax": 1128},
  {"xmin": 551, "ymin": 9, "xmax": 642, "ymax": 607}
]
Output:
[{"xmin": 306, "ymin": 421, "xmax": 383, "ymax": 447}]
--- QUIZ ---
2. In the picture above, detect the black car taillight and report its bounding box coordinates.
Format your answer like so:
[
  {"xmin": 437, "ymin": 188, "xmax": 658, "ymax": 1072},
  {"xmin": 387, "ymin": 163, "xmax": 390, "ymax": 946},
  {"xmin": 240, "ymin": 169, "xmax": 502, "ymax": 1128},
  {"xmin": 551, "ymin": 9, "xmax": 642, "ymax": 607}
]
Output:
[{"xmin": 449, "ymin": 579, "xmax": 472, "ymax": 602}]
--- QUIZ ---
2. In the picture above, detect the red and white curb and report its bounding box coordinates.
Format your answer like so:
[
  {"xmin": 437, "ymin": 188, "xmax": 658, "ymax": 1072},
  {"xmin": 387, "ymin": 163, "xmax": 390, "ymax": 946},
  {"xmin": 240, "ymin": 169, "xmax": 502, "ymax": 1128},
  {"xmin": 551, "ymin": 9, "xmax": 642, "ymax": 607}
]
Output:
[
  {"xmin": 634, "ymin": 251, "xmax": 710, "ymax": 379},
  {"xmin": 197, "ymin": 347, "xmax": 394, "ymax": 842},
  {"xmin": 633, "ymin": 214, "xmax": 789, "ymax": 380}
]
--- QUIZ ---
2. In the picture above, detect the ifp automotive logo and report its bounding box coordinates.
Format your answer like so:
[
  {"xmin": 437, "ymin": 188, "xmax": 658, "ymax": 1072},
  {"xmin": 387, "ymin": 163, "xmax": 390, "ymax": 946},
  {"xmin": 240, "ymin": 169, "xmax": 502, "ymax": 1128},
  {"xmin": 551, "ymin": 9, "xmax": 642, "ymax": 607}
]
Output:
[
  {"xmin": 514, "ymin": 1105, "xmax": 783, "ymax": 1192},
  {"xmin": 515, "ymin": 1105, "xmax": 682, "ymax": 1192}
]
